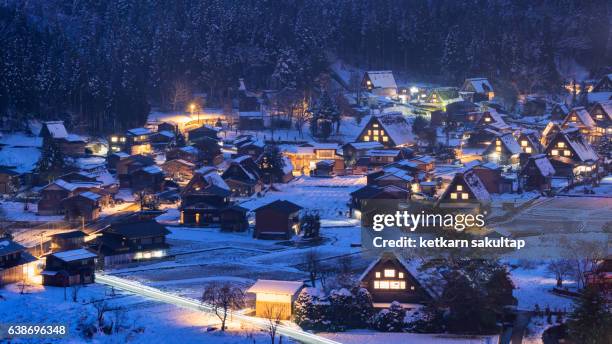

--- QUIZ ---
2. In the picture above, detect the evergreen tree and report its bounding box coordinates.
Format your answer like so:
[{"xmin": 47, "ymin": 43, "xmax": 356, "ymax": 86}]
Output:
[
  {"xmin": 258, "ymin": 144, "xmax": 285, "ymax": 184},
  {"xmin": 567, "ymin": 287, "xmax": 612, "ymax": 344},
  {"xmin": 371, "ymin": 301, "xmax": 406, "ymax": 332}
]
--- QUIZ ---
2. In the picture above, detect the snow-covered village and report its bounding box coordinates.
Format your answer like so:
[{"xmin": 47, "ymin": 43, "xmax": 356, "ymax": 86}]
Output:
[{"xmin": 0, "ymin": 1, "xmax": 611, "ymax": 344}]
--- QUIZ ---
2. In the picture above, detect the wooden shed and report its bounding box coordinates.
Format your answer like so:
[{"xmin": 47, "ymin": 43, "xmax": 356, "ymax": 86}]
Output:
[{"xmin": 246, "ymin": 279, "xmax": 304, "ymax": 320}]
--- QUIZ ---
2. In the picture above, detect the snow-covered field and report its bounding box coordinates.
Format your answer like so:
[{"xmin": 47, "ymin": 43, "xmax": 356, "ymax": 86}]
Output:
[
  {"xmin": 320, "ymin": 330, "xmax": 498, "ymax": 344},
  {"xmin": 0, "ymin": 283, "xmax": 282, "ymax": 344}
]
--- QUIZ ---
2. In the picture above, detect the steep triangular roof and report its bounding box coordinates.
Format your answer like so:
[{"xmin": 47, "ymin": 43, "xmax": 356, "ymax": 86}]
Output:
[{"xmin": 364, "ymin": 71, "xmax": 397, "ymax": 89}]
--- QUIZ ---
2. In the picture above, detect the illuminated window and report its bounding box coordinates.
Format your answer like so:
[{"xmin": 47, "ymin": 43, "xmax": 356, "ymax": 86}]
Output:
[
  {"xmin": 410, "ymin": 286, "xmax": 415, "ymax": 290},
  {"xmin": 195, "ymin": 213, "xmax": 200, "ymax": 224},
  {"xmin": 485, "ymin": 117, "xmax": 491, "ymax": 122},
  {"xmin": 571, "ymin": 116, "xmax": 576, "ymax": 121},
  {"xmin": 596, "ymin": 114, "xmax": 603, "ymax": 119},
  {"xmin": 373, "ymin": 123, "xmax": 379, "ymax": 128},
  {"xmin": 398, "ymin": 272, "xmax": 404, "ymax": 278},
  {"xmin": 375, "ymin": 272, "xmax": 381, "ymax": 278},
  {"xmin": 379, "ymin": 281, "xmax": 390, "ymax": 289},
  {"xmin": 525, "ymin": 147, "xmax": 532, "ymax": 153},
  {"xmin": 384, "ymin": 269, "xmax": 395, "ymax": 278},
  {"xmin": 363, "ymin": 136, "xmax": 370, "ymax": 141},
  {"xmin": 563, "ymin": 150, "xmax": 571, "ymax": 157},
  {"xmin": 450, "ymin": 192, "xmax": 458, "ymax": 199},
  {"xmin": 380, "ymin": 130, "xmax": 385, "ymax": 135},
  {"xmin": 557, "ymin": 142, "xmax": 565, "ymax": 148},
  {"xmin": 456, "ymin": 185, "xmax": 463, "ymax": 191},
  {"xmin": 180, "ymin": 211, "xmax": 184, "ymax": 224},
  {"xmin": 382, "ymin": 136, "xmax": 389, "ymax": 142},
  {"xmin": 496, "ymin": 140, "xmax": 501, "ymax": 145},
  {"xmin": 120, "ymin": 137, "xmax": 126, "ymax": 142},
  {"xmin": 111, "ymin": 136, "xmax": 118, "ymax": 142},
  {"xmin": 390, "ymin": 281, "xmax": 402, "ymax": 289},
  {"xmin": 373, "ymin": 130, "xmax": 379, "ymax": 135},
  {"xmin": 495, "ymin": 146, "xmax": 502, "ymax": 152},
  {"xmin": 374, "ymin": 281, "xmax": 379, "ymax": 288},
  {"xmin": 461, "ymin": 193, "xmax": 469, "ymax": 200},
  {"xmin": 551, "ymin": 149, "xmax": 559, "ymax": 156},
  {"xmin": 521, "ymin": 140, "xmax": 528, "ymax": 147}
]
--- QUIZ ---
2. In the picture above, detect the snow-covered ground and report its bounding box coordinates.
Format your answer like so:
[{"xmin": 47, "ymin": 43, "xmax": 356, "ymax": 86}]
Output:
[
  {"xmin": 0, "ymin": 283, "xmax": 283, "ymax": 344},
  {"xmin": 0, "ymin": 201, "xmax": 63, "ymax": 222},
  {"xmin": 509, "ymin": 263, "xmax": 575, "ymax": 311},
  {"xmin": 320, "ymin": 330, "xmax": 498, "ymax": 344}
]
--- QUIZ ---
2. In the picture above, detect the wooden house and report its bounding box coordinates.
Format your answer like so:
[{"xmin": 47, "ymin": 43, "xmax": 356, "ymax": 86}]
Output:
[
  {"xmin": 550, "ymin": 103, "xmax": 569, "ymax": 121},
  {"xmin": 588, "ymin": 100, "xmax": 612, "ymax": 136},
  {"xmin": 187, "ymin": 125, "xmax": 220, "ymax": 143},
  {"xmin": 436, "ymin": 170, "xmax": 491, "ymax": 212},
  {"xmin": 220, "ymin": 205, "xmax": 249, "ymax": 232},
  {"xmin": 254, "ymin": 200, "xmax": 302, "ymax": 239},
  {"xmin": 193, "ymin": 137, "xmax": 223, "ymax": 166},
  {"xmin": 38, "ymin": 179, "xmax": 78, "ymax": 215},
  {"xmin": 362, "ymin": 71, "xmax": 397, "ymax": 97},
  {"xmin": 591, "ymin": 73, "xmax": 612, "ymax": 93},
  {"xmin": 108, "ymin": 133, "xmax": 127, "ymax": 153},
  {"xmin": 94, "ymin": 220, "xmax": 170, "ymax": 267},
  {"xmin": 239, "ymin": 112, "xmax": 265, "ymax": 130},
  {"xmin": 42, "ymin": 248, "xmax": 97, "ymax": 286},
  {"xmin": 0, "ymin": 239, "xmax": 37, "ymax": 286},
  {"xmin": 519, "ymin": 155, "xmax": 555, "ymax": 192},
  {"xmin": 157, "ymin": 121, "xmax": 177, "ymax": 133},
  {"xmin": 236, "ymin": 139, "xmax": 265, "ymax": 159},
  {"xmin": 61, "ymin": 191, "xmax": 102, "ymax": 222},
  {"xmin": 284, "ymin": 143, "xmax": 344, "ymax": 175},
  {"xmin": 180, "ymin": 170, "xmax": 233, "ymax": 226},
  {"xmin": 475, "ymin": 110, "xmax": 509, "ymax": 131},
  {"xmin": 116, "ymin": 154, "xmax": 156, "ymax": 186},
  {"xmin": 247, "ymin": 280, "xmax": 304, "ymax": 320},
  {"xmin": 166, "ymin": 146, "xmax": 201, "ymax": 165},
  {"xmin": 222, "ymin": 156, "xmax": 263, "ymax": 197},
  {"xmin": 0, "ymin": 167, "xmax": 20, "ymax": 194},
  {"xmin": 483, "ymin": 133, "xmax": 522, "ymax": 166},
  {"xmin": 584, "ymin": 259, "xmax": 612, "ymax": 293},
  {"xmin": 561, "ymin": 107, "xmax": 601, "ymax": 143},
  {"xmin": 151, "ymin": 130, "xmax": 175, "ymax": 146},
  {"xmin": 460, "ymin": 78, "xmax": 494, "ymax": 103},
  {"xmin": 471, "ymin": 162, "xmax": 512, "ymax": 194},
  {"xmin": 516, "ymin": 130, "xmax": 543, "ymax": 155},
  {"xmin": 355, "ymin": 114, "xmax": 415, "ymax": 148},
  {"xmin": 342, "ymin": 142, "xmax": 384, "ymax": 166},
  {"xmin": 130, "ymin": 165, "xmax": 165, "ymax": 192},
  {"xmin": 544, "ymin": 128, "xmax": 599, "ymax": 182},
  {"xmin": 349, "ymin": 185, "xmax": 410, "ymax": 219},
  {"xmin": 107, "ymin": 151, "xmax": 130, "ymax": 170},
  {"xmin": 125, "ymin": 127, "xmax": 154, "ymax": 155},
  {"xmin": 257, "ymin": 154, "xmax": 294, "ymax": 184},
  {"xmin": 425, "ymin": 87, "xmax": 462, "ymax": 110},
  {"xmin": 39, "ymin": 121, "xmax": 87, "ymax": 156},
  {"xmin": 162, "ymin": 159, "xmax": 196, "ymax": 183},
  {"xmin": 312, "ymin": 160, "xmax": 335, "ymax": 177},
  {"xmin": 541, "ymin": 122, "xmax": 562, "ymax": 148},
  {"xmin": 359, "ymin": 254, "xmax": 436, "ymax": 307},
  {"xmin": 50, "ymin": 231, "xmax": 86, "ymax": 252},
  {"xmin": 352, "ymin": 149, "xmax": 409, "ymax": 175}
]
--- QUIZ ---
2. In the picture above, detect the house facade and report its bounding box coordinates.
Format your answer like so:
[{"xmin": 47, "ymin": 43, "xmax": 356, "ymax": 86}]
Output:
[{"xmin": 254, "ymin": 200, "xmax": 302, "ymax": 239}]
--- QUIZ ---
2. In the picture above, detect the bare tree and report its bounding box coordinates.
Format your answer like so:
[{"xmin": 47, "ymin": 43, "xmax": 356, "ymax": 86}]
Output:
[
  {"xmin": 547, "ymin": 260, "xmax": 574, "ymax": 288},
  {"xmin": 71, "ymin": 284, "xmax": 82, "ymax": 302},
  {"xmin": 336, "ymin": 254, "xmax": 355, "ymax": 288},
  {"xmin": 201, "ymin": 282, "xmax": 245, "ymax": 331},
  {"xmin": 111, "ymin": 307, "xmax": 128, "ymax": 333},
  {"xmin": 92, "ymin": 299, "xmax": 115, "ymax": 328},
  {"xmin": 303, "ymin": 249, "xmax": 321, "ymax": 287},
  {"xmin": 567, "ymin": 240, "xmax": 606, "ymax": 289},
  {"xmin": 169, "ymin": 80, "xmax": 191, "ymax": 112},
  {"xmin": 262, "ymin": 304, "xmax": 284, "ymax": 344}
]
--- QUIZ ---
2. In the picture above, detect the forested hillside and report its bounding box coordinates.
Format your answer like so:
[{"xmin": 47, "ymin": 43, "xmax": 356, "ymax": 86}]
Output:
[{"xmin": 1, "ymin": 0, "xmax": 610, "ymax": 133}]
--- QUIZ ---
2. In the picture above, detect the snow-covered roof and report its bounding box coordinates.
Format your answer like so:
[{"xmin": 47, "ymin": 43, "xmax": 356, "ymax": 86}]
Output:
[
  {"xmin": 77, "ymin": 191, "xmax": 101, "ymax": 202},
  {"xmin": 595, "ymin": 100, "xmax": 612, "ymax": 118},
  {"xmin": 345, "ymin": 142, "xmax": 384, "ymax": 150},
  {"xmin": 46, "ymin": 179, "xmax": 78, "ymax": 192},
  {"xmin": 50, "ymin": 248, "xmax": 97, "ymax": 262},
  {"xmin": 64, "ymin": 134, "xmax": 86, "ymax": 143},
  {"xmin": 498, "ymin": 133, "xmax": 522, "ymax": 155},
  {"xmin": 203, "ymin": 171, "xmax": 230, "ymax": 190},
  {"xmin": 463, "ymin": 78, "xmax": 493, "ymax": 93},
  {"xmin": 365, "ymin": 71, "xmax": 397, "ymax": 89},
  {"xmin": 587, "ymin": 91, "xmax": 612, "ymax": 103},
  {"xmin": 0, "ymin": 239, "xmax": 25, "ymax": 255},
  {"xmin": 375, "ymin": 168, "xmax": 414, "ymax": 182},
  {"xmin": 180, "ymin": 146, "xmax": 199, "ymax": 154},
  {"xmin": 246, "ymin": 279, "xmax": 303, "ymax": 295},
  {"xmin": 380, "ymin": 115, "xmax": 414, "ymax": 146},
  {"xmin": 529, "ymin": 154, "xmax": 555, "ymax": 177},
  {"xmin": 127, "ymin": 127, "xmax": 153, "ymax": 136},
  {"xmin": 560, "ymin": 130, "xmax": 599, "ymax": 162},
  {"xmin": 0, "ymin": 146, "xmax": 40, "ymax": 173},
  {"xmin": 566, "ymin": 107, "xmax": 595, "ymax": 128},
  {"xmin": 42, "ymin": 121, "xmax": 68, "ymax": 139},
  {"xmin": 140, "ymin": 165, "xmax": 163, "ymax": 174},
  {"xmin": 462, "ymin": 169, "xmax": 492, "ymax": 202},
  {"xmin": 367, "ymin": 149, "xmax": 400, "ymax": 157},
  {"xmin": 157, "ymin": 130, "xmax": 175, "ymax": 138}
]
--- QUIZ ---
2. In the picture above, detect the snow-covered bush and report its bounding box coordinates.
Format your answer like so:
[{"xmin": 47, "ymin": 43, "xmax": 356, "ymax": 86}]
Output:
[{"xmin": 370, "ymin": 301, "xmax": 406, "ymax": 332}]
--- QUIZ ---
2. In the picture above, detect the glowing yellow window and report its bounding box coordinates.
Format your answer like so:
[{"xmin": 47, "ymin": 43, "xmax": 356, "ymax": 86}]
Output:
[
  {"xmin": 557, "ymin": 142, "xmax": 565, "ymax": 148},
  {"xmin": 456, "ymin": 185, "xmax": 463, "ymax": 191},
  {"xmin": 111, "ymin": 136, "xmax": 118, "ymax": 142},
  {"xmin": 384, "ymin": 269, "xmax": 395, "ymax": 278},
  {"xmin": 374, "ymin": 281, "xmax": 380, "ymax": 288},
  {"xmin": 563, "ymin": 150, "xmax": 571, "ymax": 157},
  {"xmin": 363, "ymin": 136, "xmax": 370, "ymax": 141},
  {"xmin": 378, "ymin": 281, "xmax": 390, "ymax": 289},
  {"xmin": 551, "ymin": 149, "xmax": 559, "ymax": 156},
  {"xmin": 373, "ymin": 136, "xmax": 379, "ymax": 141},
  {"xmin": 495, "ymin": 140, "xmax": 501, "ymax": 145},
  {"xmin": 521, "ymin": 140, "xmax": 528, "ymax": 147},
  {"xmin": 368, "ymin": 130, "xmax": 372, "ymax": 135},
  {"xmin": 400, "ymin": 281, "xmax": 406, "ymax": 289},
  {"xmin": 461, "ymin": 193, "xmax": 469, "ymax": 200},
  {"xmin": 495, "ymin": 146, "xmax": 502, "ymax": 152},
  {"xmin": 120, "ymin": 137, "xmax": 126, "ymax": 142},
  {"xmin": 373, "ymin": 130, "xmax": 379, "ymax": 135},
  {"xmin": 525, "ymin": 147, "xmax": 532, "ymax": 153},
  {"xmin": 195, "ymin": 213, "xmax": 200, "ymax": 224},
  {"xmin": 571, "ymin": 116, "xmax": 576, "ymax": 121},
  {"xmin": 380, "ymin": 130, "xmax": 385, "ymax": 135},
  {"xmin": 382, "ymin": 136, "xmax": 389, "ymax": 142},
  {"xmin": 450, "ymin": 192, "xmax": 458, "ymax": 199},
  {"xmin": 373, "ymin": 123, "xmax": 379, "ymax": 128},
  {"xmin": 596, "ymin": 114, "xmax": 603, "ymax": 119},
  {"xmin": 398, "ymin": 272, "xmax": 404, "ymax": 278},
  {"xmin": 485, "ymin": 117, "xmax": 491, "ymax": 122},
  {"xmin": 375, "ymin": 272, "xmax": 381, "ymax": 278}
]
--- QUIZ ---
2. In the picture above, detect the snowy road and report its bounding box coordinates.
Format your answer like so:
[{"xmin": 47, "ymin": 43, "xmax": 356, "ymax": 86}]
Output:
[{"xmin": 96, "ymin": 273, "xmax": 341, "ymax": 344}]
